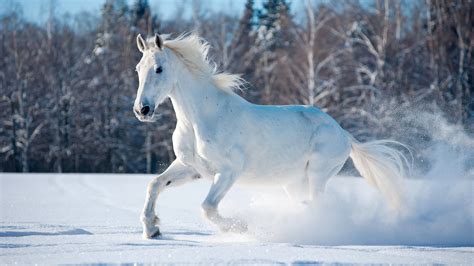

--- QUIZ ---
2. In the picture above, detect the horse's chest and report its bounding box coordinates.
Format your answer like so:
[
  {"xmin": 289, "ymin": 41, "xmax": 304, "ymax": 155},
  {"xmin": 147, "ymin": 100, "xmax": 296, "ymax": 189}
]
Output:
[{"xmin": 172, "ymin": 127, "xmax": 221, "ymax": 176}]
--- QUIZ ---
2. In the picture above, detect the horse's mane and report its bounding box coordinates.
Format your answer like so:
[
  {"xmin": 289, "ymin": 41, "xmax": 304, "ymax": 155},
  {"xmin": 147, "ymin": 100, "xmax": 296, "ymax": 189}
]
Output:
[{"xmin": 147, "ymin": 33, "xmax": 244, "ymax": 94}]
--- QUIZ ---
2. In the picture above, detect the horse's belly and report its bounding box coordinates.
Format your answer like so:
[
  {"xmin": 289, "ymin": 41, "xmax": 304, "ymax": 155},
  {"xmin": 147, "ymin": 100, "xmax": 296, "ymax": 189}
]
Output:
[
  {"xmin": 236, "ymin": 155, "xmax": 308, "ymax": 186},
  {"xmin": 237, "ymin": 169, "xmax": 306, "ymax": 187}
]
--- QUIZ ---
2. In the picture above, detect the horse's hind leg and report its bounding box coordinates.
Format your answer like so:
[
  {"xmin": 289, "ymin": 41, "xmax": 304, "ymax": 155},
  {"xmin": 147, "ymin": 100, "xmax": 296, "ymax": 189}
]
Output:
[
  {"xmin": 306, "ymin": 127, "xmax": 351, "ymax": 202},
  {"xmin": 284, "ymin": 177, "xmax": 309, "ymax": 203},
  {"xmin": 306, "ymin": 158, "xmax": 347, "ymax": 202},
  {"xmin": 201, "ymin": 172, "xmax": 247, "ymax": 233}
]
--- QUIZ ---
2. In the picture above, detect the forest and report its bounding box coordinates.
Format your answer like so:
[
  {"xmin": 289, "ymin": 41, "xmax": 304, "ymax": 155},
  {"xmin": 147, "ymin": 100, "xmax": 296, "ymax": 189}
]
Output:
[{"xmin": 0, "ymin": 0, "xmax": 472, "ymax": 173}]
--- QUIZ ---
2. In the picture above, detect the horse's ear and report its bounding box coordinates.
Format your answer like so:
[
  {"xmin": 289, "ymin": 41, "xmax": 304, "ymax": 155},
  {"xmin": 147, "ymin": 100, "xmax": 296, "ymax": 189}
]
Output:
[
  {"xmin": 154, "ymin": 33, "xmax": 163, "ymax": 50},
  {"xmin": 137, "ymin": 34, "xmax": 146, "ymax": 53}
]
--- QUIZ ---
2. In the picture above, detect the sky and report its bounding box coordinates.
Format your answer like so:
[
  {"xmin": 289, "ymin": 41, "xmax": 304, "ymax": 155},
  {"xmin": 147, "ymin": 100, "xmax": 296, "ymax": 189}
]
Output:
[{"xmin": 4, "ymin": 0, "xmax": 285, "ymax": 24}]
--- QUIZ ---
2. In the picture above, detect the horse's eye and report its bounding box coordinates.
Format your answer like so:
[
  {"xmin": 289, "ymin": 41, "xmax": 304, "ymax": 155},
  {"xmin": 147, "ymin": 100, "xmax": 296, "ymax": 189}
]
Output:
[{"xmin": 155, "ymin": 66, "xmax": 163, "ymax": 74}]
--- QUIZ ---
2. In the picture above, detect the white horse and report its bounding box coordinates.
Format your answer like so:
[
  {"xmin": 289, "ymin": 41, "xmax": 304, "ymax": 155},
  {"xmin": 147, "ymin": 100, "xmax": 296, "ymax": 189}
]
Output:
[{"xmin": 134, "ymin": 33, "xmax": 409, "ymax": 239}]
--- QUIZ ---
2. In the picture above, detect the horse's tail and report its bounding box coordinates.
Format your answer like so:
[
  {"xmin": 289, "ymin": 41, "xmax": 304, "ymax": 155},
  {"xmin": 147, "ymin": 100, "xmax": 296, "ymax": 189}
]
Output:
[{"xmin": 347, "ymin": 134, "xmax": 410, "ymax": 209}]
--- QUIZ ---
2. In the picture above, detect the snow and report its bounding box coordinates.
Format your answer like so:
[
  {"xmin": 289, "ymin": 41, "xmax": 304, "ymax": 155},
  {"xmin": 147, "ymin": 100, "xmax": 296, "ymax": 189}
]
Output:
[{"xmin": 1, "ymin": 173, "xmax": 473, "ymax": 264}]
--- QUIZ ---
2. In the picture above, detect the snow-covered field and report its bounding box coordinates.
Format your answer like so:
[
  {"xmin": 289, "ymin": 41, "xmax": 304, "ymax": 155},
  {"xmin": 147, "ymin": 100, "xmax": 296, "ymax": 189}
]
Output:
[{"xmin": 1, "ymin": 173, "xmax": 472, "ymax": 264}]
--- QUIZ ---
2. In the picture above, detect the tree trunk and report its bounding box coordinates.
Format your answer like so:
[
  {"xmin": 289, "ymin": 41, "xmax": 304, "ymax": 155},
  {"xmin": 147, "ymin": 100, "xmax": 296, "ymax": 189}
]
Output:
[{"xmin": 306, "ymin": 0, "xmax": 315, "ymax": 106}]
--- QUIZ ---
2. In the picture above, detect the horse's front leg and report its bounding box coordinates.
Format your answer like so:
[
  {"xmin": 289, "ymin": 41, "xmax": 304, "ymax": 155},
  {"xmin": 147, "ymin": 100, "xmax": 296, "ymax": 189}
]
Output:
[
  {"xmin": 201, "ymin": 172, "xmax": 247, "ymax": 233},
  {"xmin": 141, "ymin": 159, "xmax": 199, "ymax": 239}
]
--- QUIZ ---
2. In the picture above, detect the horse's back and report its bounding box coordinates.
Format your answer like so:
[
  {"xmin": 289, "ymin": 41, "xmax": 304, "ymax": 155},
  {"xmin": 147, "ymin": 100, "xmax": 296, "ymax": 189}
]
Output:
[{"xmin": 245, "ymin": 104, "xmax": 343, "ymax": 140}]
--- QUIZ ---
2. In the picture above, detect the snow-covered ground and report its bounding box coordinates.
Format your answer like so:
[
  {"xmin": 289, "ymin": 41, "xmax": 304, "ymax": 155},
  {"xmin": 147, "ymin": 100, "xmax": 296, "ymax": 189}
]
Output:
[{"xmin": 1, "ymin": 173, "xmax": 472, "ymax": 264}]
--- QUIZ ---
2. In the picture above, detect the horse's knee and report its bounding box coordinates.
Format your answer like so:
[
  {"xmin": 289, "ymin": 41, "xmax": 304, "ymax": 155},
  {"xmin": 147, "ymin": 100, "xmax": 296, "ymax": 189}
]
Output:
[{"xmin": 147, "ymin": 177, "xmax": 163, "ymax": 194}]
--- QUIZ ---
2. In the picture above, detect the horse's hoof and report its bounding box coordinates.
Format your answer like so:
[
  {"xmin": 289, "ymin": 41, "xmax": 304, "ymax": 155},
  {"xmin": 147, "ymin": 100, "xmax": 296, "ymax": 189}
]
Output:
[
  {"xmin": 143, "ymin": 226, "xmax": 161, "ymax": 239},
  {"xmin": 150, "ymin": 228, "xmax": 162, "ymax": 238}
]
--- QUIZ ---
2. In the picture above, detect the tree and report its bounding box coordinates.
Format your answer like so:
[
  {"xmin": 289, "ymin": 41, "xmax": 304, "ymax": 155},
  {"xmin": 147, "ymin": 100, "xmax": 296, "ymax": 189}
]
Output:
[
  {"xmin": 230, "ymin": 0, "xmax": 256, "ymax": 70},
  {"xmin": 425, "ymin": 0, "xmax": 473, "ymax": 126},
  {"xmin": 0, "ymin": 13, "xmax": 47, "ymax": 172},
  {"xmin": 0, "ymin": 0, "xmax": 471, "ymax": 173},
  {"xmin": 254, "ymin": 0, "xmax": 294, "ymax": 103},
  {"xmin": 92, "ymin": 0, "xmax": 134, "ymax": 172},
  {"xmin": 226, "ymin": 0, "xmax": 258, "ymax": 100},
  {"xmin": 131, "ymin": 0, "xmax": 159, "ymax": 35}
]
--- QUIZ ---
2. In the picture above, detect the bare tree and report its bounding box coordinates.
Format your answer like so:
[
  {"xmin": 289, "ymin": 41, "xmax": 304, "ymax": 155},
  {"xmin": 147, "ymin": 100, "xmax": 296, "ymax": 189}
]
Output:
[{"xmin": 0, "ymin": 0, "xmax": 471, "ymax": 172}]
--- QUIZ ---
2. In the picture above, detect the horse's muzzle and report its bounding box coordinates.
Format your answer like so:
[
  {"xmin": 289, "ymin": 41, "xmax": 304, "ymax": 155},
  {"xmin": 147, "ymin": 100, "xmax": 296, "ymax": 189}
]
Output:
[{"xmin": 133, "ymin": 105, "xmax": 156, "ymax": 122}]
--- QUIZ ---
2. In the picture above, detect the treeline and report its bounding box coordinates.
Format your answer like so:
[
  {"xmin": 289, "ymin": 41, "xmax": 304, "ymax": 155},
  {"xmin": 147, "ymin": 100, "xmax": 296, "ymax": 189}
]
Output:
[{"xmin": 0, "ymin": 0, "xmax": 472, "ymax": 173}]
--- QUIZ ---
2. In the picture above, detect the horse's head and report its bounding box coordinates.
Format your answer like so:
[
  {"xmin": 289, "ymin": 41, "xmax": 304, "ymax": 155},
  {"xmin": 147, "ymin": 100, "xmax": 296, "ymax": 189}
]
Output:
[{"xmin": 133, "ymin": 33, "xmax": 173, "ymax": 122}]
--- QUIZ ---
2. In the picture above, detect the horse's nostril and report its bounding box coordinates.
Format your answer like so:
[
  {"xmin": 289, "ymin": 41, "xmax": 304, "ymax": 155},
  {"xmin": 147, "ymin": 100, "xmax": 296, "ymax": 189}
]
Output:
[{"xmin": 140, "ymin": 106, "xmax": 150, "ymax": 115}]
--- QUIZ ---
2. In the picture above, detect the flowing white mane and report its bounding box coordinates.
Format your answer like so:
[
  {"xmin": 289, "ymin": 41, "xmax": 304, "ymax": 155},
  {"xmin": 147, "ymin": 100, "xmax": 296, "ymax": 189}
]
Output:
[{"xmin": 147, "ymin": 34, "xmax": 244, "ymax": 94}]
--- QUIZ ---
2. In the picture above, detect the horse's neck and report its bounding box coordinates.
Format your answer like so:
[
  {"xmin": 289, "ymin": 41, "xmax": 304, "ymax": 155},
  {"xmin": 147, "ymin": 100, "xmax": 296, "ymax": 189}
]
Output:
[{"xmin": 168, "ymin": 75, "xmax": 239, "ymax": 127}]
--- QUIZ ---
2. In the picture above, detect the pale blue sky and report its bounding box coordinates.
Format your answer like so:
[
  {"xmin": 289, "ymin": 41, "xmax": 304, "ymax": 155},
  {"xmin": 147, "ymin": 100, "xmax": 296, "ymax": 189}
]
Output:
[{"xmin": 5, "ymin": 0, "xmax": 298, "ymax": 23}]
